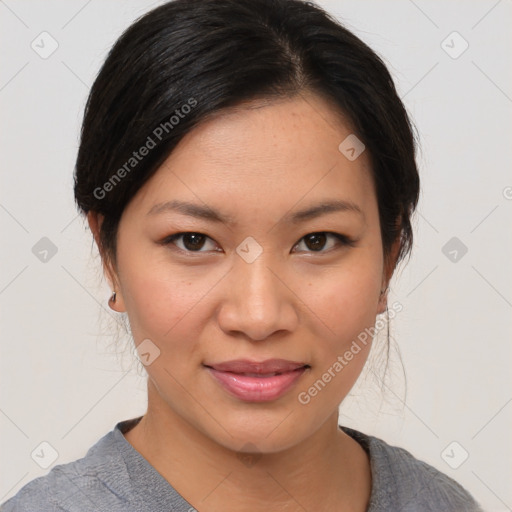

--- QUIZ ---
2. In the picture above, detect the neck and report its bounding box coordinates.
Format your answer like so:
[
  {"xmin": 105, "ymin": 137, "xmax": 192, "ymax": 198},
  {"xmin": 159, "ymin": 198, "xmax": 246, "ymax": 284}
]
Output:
[{"xmin": 124, "ymin": 379, "xmax": 371, "ymax": 512}]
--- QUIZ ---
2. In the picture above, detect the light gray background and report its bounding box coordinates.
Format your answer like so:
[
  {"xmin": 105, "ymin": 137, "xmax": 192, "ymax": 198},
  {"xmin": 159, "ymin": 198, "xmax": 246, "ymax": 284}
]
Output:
[{"xmin": 1, "ymin": 0, "xmax": 511, "ymax": 510}]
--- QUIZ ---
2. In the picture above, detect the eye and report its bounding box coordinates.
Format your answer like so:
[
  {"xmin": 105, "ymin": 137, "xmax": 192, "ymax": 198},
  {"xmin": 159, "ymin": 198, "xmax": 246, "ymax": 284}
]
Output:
[
  {"xmin": 160, "ymin": 231, "xmax": 356, "ymax": 255},
  {"xmin": 161, "ymin": 232, "xmax": 220, "ymax": 253},
  {"xmin": 293, "ymin": 232, "xmax": 356, "ymax": 253}
]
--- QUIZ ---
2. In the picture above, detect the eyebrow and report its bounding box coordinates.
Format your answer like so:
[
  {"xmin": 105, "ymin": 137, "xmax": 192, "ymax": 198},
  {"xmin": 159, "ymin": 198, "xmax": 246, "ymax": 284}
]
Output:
[{"xmin": 146, "ymin": 199, "xmax": 364, "ymax": 224}]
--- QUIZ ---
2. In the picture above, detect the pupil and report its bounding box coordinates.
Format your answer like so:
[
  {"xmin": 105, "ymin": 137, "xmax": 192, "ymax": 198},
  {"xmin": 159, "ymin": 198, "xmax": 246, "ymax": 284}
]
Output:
[
  {"xmin": 306, "ymin": 233, "xmax": 326, "ymax": 251},
  {"xmin": 184, "ymin": 233, "xmax": 204, "ymax": 250}
]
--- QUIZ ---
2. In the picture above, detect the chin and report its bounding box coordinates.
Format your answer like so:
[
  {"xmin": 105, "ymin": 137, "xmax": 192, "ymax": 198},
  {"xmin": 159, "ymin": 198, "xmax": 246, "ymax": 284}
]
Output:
[
  {"xmin": 216, "ymin": 428, "xmax": 302, "ymax": 456},
  {"xmin": 197, "ymin": 407, "xmax": 319, "ymax": 456}
]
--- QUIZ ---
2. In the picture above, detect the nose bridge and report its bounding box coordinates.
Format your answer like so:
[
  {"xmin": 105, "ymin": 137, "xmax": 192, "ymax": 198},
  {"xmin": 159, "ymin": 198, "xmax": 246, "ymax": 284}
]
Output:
[
  {"xmin": 238, "ymin": 253, "xmax": 279, "ymax": 307},
  {"xmin": 218, "ymin": 247, "xmax": 296, "ymax": 340}
]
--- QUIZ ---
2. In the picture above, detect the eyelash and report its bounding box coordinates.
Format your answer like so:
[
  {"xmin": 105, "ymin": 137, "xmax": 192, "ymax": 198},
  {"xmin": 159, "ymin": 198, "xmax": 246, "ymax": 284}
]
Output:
[{"xmin": 159, "ymin": 231, "xmax": 357, "ymax": 255}]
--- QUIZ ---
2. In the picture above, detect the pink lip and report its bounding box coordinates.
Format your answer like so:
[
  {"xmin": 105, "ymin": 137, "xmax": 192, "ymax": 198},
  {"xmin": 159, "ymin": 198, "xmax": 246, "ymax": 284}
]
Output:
[{"xmin": 204, "ymin": 359, "xmax": 309, "ymax": 402}]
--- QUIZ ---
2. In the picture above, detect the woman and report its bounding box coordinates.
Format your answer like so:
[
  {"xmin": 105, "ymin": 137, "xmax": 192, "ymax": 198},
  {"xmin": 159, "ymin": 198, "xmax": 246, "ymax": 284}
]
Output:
[{"xmin": 1, "ymin": 0, "xmax": 484, "ymax": 510}]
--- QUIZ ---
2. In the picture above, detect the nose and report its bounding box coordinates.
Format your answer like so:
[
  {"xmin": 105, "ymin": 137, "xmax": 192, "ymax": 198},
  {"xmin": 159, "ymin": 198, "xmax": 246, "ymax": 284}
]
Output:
[{"xmin": 217, "ymin": 254, "xmax": 299, "ymax": 341}]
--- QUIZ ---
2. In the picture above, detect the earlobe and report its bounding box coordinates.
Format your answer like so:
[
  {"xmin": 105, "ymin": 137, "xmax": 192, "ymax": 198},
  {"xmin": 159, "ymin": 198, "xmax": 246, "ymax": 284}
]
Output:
[
  {"xmin": 87, "ymin": 211, "xmax": 126, "ymax": 313},
  {"xmin": 108, "ymin": 289, "xmax": 126, "ymax": 312},
  {"xmin": 107, "ymin": 285, "xmax": 126, "ymax": 312}
]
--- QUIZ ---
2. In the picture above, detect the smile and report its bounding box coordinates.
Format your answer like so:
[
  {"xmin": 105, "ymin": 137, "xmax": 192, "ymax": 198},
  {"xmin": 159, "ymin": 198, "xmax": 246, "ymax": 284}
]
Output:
[{"xmin": 204, "ymin": 359, "xmax": 310, "ymax": 402}]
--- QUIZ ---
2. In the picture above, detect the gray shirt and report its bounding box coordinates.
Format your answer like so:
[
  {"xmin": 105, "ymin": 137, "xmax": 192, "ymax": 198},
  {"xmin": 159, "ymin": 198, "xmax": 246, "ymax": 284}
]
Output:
[{"xmin": 0, "ymin": 417, "xmax": 483, "ymax": 511}]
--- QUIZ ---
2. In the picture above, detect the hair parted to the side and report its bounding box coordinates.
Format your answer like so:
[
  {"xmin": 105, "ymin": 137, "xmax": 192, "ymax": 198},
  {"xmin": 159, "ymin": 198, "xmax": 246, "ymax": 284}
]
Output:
[{"xmin": 73, "ymin": 0, "xmax": 420, "ymax": 395}]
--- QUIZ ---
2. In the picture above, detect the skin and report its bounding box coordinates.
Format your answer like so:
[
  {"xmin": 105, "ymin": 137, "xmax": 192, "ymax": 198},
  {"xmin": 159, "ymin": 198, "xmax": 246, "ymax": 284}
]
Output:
[{"xmin": 88, "ymin": 91, "xmax": 400, "ymax": 511}]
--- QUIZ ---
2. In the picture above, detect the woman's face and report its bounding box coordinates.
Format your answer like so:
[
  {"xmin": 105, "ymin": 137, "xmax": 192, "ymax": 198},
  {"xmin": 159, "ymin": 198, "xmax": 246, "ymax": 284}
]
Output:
[{"xmin": 98, "ymin": 92, "xmax": 393, "ymax": 453}]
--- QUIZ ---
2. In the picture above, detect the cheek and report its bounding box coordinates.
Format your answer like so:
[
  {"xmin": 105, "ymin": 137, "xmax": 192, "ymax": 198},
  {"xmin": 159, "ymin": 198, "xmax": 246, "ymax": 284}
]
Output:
[
  {"xmin": 296, "ymin": 251, "xmax": 382, "ymax": 397},
  {"xmin": 118, "ymin": 250, "xmax": 213, "ymax": 344},
  {"xmin": 305, "ymin": 258, "xmax": 381, "ymax": 342},
  {"xmin": 294, "ymin": 265, "xmax": 379, "ymax": 411}
]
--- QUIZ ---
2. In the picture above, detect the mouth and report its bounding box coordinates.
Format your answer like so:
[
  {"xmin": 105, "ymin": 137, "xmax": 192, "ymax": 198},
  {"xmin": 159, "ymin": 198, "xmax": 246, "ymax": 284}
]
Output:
[{"xmin": 203, "ymin": 359, "xmax": 310, "ymax": 402}]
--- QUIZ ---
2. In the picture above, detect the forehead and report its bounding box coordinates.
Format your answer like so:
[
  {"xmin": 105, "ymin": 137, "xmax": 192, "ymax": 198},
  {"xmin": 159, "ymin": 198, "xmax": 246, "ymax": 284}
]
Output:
[
  {"xmin": 125, "ymin": 93, "xmax": 376, "ymax": 223},
  {"xmin": 180, "ymin": 94, "xmax": 359, "ymax": 169}
]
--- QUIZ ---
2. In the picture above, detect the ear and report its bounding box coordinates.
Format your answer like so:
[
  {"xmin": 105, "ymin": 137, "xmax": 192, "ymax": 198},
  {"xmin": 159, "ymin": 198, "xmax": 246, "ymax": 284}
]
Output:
[
  {"xmin": 87, "ymin": 211, "xmax": 126, "ymax": 312},
  {"xmin": 377, "ymin": 236, "xmax": 401, "ymax": 314}
]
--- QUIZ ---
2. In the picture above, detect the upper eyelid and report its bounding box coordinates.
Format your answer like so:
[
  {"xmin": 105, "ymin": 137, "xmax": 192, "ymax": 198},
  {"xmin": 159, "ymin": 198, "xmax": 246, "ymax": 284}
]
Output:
[
  {"xmin": 164, "ymin": 231, "xmax": 353, "ymax": 252},
  {"xmin": 165, "ymin": 232, "xmax": 219, "ymax": 252}
]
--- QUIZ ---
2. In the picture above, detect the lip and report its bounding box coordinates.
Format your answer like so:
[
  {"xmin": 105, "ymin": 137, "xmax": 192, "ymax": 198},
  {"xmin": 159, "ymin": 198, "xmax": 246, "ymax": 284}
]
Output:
[{"xmin": 204, "ymin": 359, "xmax": 309, "ymax": 402}]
